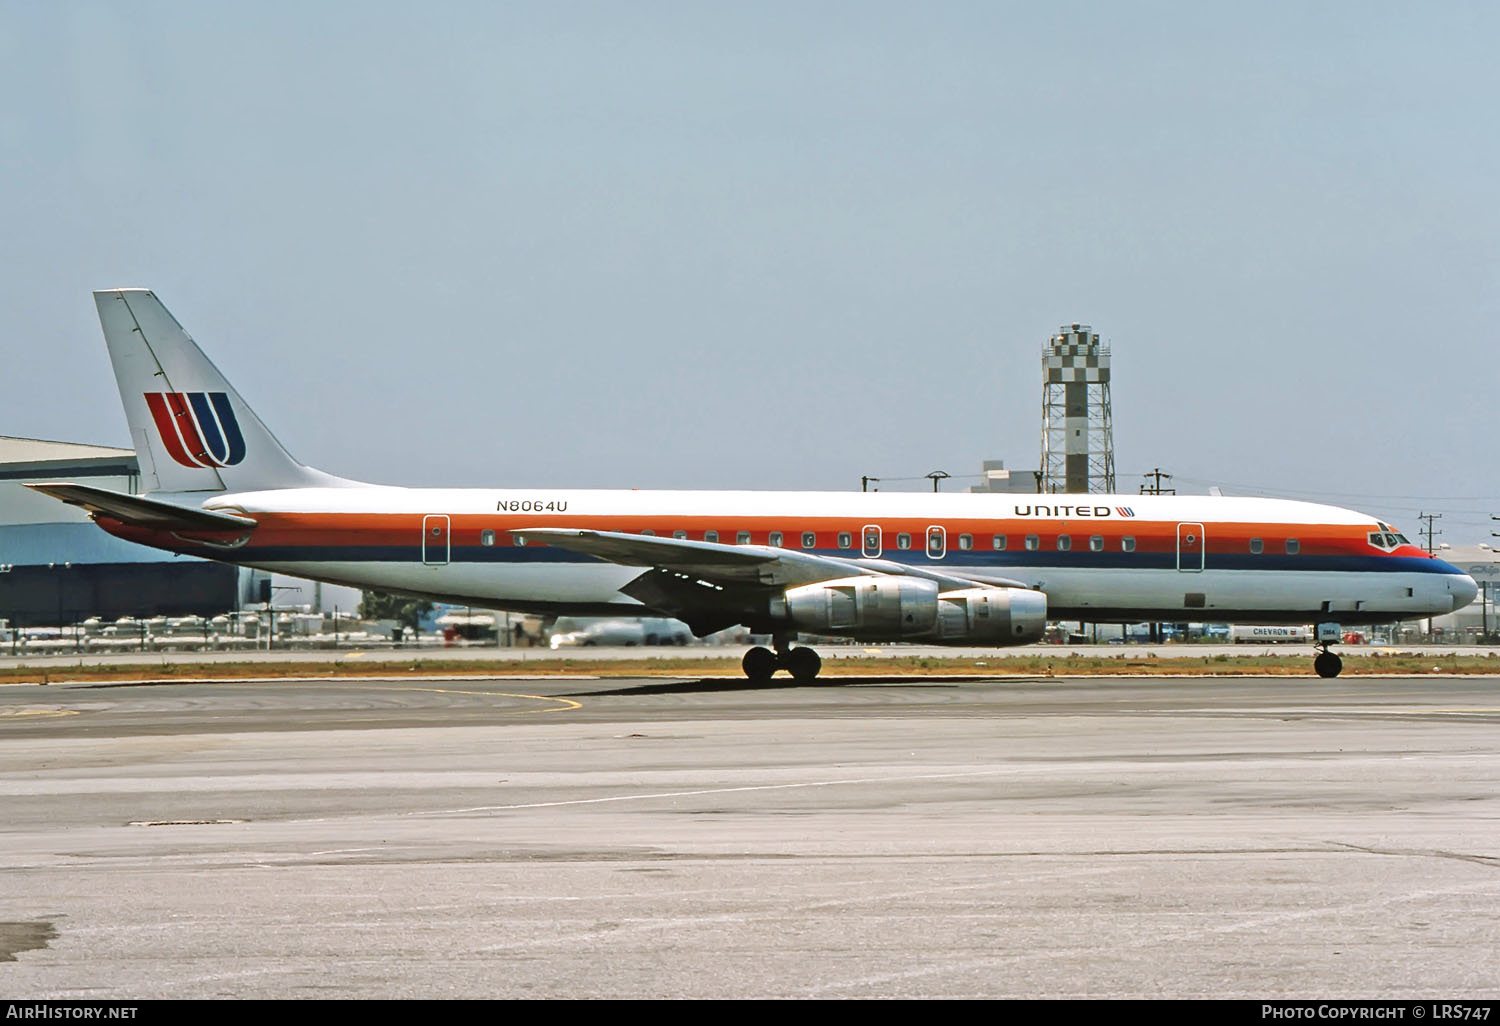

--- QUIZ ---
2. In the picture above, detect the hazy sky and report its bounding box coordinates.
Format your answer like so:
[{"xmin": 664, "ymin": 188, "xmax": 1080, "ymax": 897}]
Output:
[{"xmin": 4, "ymin": 2, "xmax": 1496, "ymax": 540}]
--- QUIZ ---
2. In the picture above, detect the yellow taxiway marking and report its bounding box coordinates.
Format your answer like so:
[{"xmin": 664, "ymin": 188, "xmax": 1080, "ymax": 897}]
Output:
[
  {"xmin": 0, "ymin": 707, "xmax": 81, "ymax": 719},
  {"xmin": 371, "ymin": 684, "xmax": 581, "ymax": 713}
]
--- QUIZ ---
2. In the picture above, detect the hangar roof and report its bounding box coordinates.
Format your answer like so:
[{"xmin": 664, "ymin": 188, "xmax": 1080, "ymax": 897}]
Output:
[
  {"xmin": 1, "ymin": 436, "xmax": 133, "ymax": 463},
  {"xmin": 0, "ymin": 436, "xmax": 138, "ymax": 479}
]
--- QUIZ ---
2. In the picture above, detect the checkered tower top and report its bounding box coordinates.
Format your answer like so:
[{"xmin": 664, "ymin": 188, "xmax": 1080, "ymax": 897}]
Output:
[{"xmin": 1043, "ymin": 324, "xmax": 1110, "ymax": 383}]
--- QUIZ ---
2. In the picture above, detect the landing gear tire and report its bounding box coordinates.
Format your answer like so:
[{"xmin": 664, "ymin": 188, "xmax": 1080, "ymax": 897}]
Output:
[
  {"xmin": 1314, "ymin": 650, "xmax": 1343, "ymax": 679},
  {"xmin": 784, "ymin": 647, "xmax": 822, "ymax": 684},
  {"xmin": 742, "ymin": 646, "xmax": 777, "ymax": 682}
]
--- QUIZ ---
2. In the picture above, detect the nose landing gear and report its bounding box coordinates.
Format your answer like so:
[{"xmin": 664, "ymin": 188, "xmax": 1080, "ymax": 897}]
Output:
[
  {"xmin": 1312, "ymin": 622, "xmax": 1344, "ymax": 678},
  {"xmin": 740, "ymin": 634, "xmax": 823, "ymax": 684},
  {"xmin": 1313, "ymin": 645, "xmax": 1343, "ymax": 679}
]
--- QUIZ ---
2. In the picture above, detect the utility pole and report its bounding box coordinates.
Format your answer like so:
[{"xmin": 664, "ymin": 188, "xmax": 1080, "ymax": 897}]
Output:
[
  {"xmin": 1482, "ymin": 513, "xmax": 1494, "ymax": 642},
  {"xmin": 861, "ymin": 476, "xmax": 879, "ymax": 493},
  {"xmin": 1140, "ymin": 468, "xmax": 1175, "ymax": 495},
  {"xmin": 1415, "ymin": 512, "xmax": 1445, "ymax": 640},
  {"xmin": 1417, "ymin": 512, "xmax": 1443, "ymax": 553},
  {"xmin": 926, "ymin": 470, "xmax": 950, "ymax": 493}
]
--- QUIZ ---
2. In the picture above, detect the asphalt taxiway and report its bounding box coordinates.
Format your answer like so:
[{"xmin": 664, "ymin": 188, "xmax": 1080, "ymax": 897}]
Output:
[{"xmin": 2, "ymin": 673, "xmax": 1498, "ymax": 999}]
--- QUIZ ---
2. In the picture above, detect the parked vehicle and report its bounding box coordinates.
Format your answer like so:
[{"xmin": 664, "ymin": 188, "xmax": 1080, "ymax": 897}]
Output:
[
  {"xmin": 1229, "ymin": 625, "xmax": 1312, "ymax": 644},
  {"xmin": 548, "ymin": 617, "xmax": 693, "ymax": 648}
]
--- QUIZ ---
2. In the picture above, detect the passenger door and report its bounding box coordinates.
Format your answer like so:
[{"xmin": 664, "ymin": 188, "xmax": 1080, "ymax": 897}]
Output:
[
  {"xmin": 1177, "ymin": 522, "xmax": 1204, "ymax": 572},
  {"xmin": 422, "ymin": 515, "xmax": 450, "ymax": 566}
]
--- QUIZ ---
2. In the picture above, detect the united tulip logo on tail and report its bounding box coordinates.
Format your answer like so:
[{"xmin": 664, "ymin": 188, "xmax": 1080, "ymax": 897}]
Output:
[{"xmin": 144, "ymin": 392, "xmax": 246, "ymax": 468}]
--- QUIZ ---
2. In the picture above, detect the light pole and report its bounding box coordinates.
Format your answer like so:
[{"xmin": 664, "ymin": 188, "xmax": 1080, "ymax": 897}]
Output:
[{"xmin": 926, "ymin": 471, "xmax": 950, "ymax": 493}]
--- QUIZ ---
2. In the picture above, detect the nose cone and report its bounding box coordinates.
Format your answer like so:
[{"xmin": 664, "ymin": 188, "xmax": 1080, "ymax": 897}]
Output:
[{"xmin": 1449, "ymin": 572, "xmax": 1479, "ymax": 612}]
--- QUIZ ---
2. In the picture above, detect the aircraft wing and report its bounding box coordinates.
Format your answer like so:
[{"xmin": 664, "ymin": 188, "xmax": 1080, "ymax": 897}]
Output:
[
  {"xmin": 25, "ymin": 482, "xmax": 258, "ymax": 535},
  {"xmin": 514, "ymin": 527, "xmax": 1032, "ymax": 593},
  {"xmin": 514, "ymin": 527, "xmax": 839, "ymax": 587}
]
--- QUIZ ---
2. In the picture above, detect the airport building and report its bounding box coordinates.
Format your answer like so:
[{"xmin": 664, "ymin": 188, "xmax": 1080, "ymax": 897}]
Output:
[
  {"xmin": 969, "ymin": 459, "xmax": 1042, "ymax": 494},
  {"xmin": 0, "ymin": 436, "xmax": 268, "ymax": 628}
]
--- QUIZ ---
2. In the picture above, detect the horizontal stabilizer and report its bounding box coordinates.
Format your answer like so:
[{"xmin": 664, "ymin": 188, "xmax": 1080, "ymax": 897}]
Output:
[{"xmin": 24, "ymin": 482, "xmax": 258, "ymax": 534}]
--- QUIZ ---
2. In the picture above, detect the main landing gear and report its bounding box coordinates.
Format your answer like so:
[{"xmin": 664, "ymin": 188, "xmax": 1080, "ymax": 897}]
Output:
[
  {"xmin": 742, "ymin": 634, "xmax": 822, "ymax": 684},
  {"xmin": 1313, "ymin": 644, "xmax": 1343, "ymax": 679}
]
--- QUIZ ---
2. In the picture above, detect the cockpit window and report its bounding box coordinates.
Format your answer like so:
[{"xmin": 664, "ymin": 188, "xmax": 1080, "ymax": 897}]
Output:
[{"xmin": 1368, "ymin": 529, "xmax": 1411, "ymax": 552}]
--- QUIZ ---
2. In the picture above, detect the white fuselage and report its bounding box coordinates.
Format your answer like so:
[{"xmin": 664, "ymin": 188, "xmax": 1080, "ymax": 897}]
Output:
[{"xmin": 104, "ymin": 487, "xmax": 1478, "ymax": 628}]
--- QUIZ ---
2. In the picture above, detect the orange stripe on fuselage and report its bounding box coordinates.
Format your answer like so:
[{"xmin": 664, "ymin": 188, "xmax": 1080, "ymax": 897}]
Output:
[{"xmin": 213, "ymin": 512, "xmax": 1425, "ymax": 561}]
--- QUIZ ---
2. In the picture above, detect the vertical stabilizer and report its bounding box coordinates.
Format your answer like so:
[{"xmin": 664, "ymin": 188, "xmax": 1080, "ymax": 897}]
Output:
[{"xmin": 96, "ymin": 289, "xmax": 350, "ymax": 494}]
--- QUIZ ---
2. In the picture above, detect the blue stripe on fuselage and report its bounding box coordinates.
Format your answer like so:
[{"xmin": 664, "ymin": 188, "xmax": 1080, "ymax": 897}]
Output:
[{"xmin": 156, "ymin": 542, "xmax": 1469, "ymax": 577}]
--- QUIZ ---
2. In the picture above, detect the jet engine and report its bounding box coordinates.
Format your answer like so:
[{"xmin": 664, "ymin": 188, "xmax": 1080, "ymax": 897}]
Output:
[
  {"xmin": 929, "ymin": 586, "xmax": 1047, "ymax": 644},
  {"xmin": 774, "ymin": 575, "xmax": 1047, "ymax": 645}
]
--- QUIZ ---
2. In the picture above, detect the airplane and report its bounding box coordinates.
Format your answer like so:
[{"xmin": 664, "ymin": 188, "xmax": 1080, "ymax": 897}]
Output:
[{"xmin": 27, "ymin": 289, "xmax": 1478, "ymax": 682}]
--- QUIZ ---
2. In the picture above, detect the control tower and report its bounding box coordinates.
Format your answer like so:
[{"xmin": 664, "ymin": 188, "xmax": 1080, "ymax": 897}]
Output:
[{"xmin": 1040, "ymin": 324, "xmax": 1115, "ymax": 494}]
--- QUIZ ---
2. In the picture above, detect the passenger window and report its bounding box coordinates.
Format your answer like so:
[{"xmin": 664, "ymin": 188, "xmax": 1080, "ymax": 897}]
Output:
[
  {"xmin": 736, "ymin": 531, "xmax": 751, "ymax": 545},
  {"xmin": 993, "ymin": 535, "xmax": 1007, "ymax": 550},
  {"xmin": 838, "ymin": 532, "xmax": 852, "ymax": 549},
  {"xmin": 704, "ymin": 530, "xmax": 719, "ymax": 543},
  {"xmin": 1057, "ymin": 535, "xmax": 1072, "ymax": 551},
  {"xmin": 958, "ymin": 534, "xmax": 973, "ymax": 550},
  {"xmin": 1286, "ymin": 539, "xmax": 1299, "ymax": 555},
  {"xmin": 480, "ymin": 529, "xmax": 496, "ymax": 547},
  {"xmin": 1090, "ymin": 535, "xmax": 1103, "ymax": 551},
  {"xmin": 1025, "ymin": 534, "xmax": 1039, "ymax": 551},
  {"xmin": 897, "ymin": 533, "xmax": 912, "ymax": 550},
  {"xmin": 673, "ymin": 530, "xmax": 687, "ymax": 539},
  {"xmin": 1250, "ymin": 538, "xmax": 1263, "ymax": 554},
  {"xmin": 513, "ymin": 533, "xmax": 527, "ymax": 547},
  {"xmin": 768, "ymin": 531, "xmax": 783, "ymax": 547},
  {"xmin": 802, "ymin": 531, "xmax": 816, "ymax": 549},
  {"xmin": 1122, "ymin": 536, "xmax": 1136, "ymax": 552},
  {"xmin": 641, "ymin": 529, "xmax": 654, "ymax": 536}
]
